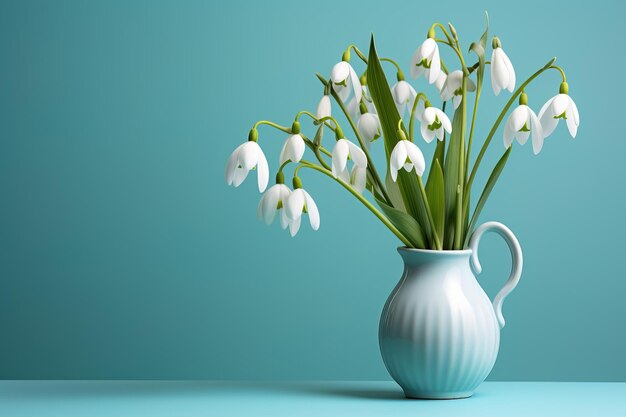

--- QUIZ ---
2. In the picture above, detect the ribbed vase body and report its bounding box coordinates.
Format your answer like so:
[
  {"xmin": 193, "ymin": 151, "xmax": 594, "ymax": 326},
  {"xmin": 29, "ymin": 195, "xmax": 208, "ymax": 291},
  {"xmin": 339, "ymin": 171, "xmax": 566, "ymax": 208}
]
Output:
[{"xmin": 379, "ymin": 248, "xmax": 500, "ymax": 399}]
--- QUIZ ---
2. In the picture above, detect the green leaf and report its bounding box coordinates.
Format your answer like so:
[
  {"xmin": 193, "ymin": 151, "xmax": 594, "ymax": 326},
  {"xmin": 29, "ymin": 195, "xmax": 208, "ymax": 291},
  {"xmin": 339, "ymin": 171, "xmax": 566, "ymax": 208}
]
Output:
[
  {"xmin": 465, "ymin": 147, "xmax": 512, "ymax": 244},
  {"xmin": 443, "ymin": 106, "xmax": 464, "ymax": 249},
  {"xmin": 385, "ymin": 173, "xmax": 407, "ymax": 212},
  {"xmin": 367, "ymin": 35, "xmax": 433, "ymax": 245},
  {"xmin": 374, "ymin": 193, "xmax": 426, "ymax": 249},
  {"xmin": 425, "ymin": 158, "xmax": 445, "ymax": 243}
]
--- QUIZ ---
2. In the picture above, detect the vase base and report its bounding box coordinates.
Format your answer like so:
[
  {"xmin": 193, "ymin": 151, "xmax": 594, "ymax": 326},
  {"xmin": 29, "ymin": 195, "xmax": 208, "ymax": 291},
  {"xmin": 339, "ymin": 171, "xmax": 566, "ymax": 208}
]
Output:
[{"xmin": 403, "ymin": 390, "xmax": 474, "ymax": 400}]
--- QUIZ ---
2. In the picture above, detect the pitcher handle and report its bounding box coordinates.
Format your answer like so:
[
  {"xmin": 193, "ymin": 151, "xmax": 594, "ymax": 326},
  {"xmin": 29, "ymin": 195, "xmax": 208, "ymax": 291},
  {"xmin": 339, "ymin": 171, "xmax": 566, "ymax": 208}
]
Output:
[{"xmin": 468, "ymin": 221, "xmax": 523, "ymax": 329}]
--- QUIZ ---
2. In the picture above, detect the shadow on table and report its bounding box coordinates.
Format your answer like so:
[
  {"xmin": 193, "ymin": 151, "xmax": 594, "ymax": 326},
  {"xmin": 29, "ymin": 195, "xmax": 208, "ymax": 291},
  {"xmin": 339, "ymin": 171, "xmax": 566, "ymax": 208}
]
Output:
[{"xmin": 0, "ymin": 381, "xmax": 480, "ymax": 402}]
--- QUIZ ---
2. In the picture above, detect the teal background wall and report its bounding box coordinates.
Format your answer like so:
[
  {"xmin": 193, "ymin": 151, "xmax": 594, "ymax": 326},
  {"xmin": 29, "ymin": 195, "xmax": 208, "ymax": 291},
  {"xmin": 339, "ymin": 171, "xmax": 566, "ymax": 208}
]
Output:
[{"xmin": 0, "ymin": 0, "xmax": 623, "ymax": 381}]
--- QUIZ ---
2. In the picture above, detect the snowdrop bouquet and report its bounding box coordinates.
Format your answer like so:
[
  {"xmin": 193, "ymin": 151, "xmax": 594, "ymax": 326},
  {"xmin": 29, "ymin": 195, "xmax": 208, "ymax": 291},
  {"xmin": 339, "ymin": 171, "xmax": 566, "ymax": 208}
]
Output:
[{"xmin": 225, "ymin": 14, "xmax": 579, "ymax": 250}]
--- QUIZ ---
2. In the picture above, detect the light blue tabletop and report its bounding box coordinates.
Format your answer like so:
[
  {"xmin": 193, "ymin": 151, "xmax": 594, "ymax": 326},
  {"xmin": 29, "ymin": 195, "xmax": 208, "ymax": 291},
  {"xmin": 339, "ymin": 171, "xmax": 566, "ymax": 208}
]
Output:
[{"xmin": 0, "ymin": 381, "xmax": 624, "ymax": 416}]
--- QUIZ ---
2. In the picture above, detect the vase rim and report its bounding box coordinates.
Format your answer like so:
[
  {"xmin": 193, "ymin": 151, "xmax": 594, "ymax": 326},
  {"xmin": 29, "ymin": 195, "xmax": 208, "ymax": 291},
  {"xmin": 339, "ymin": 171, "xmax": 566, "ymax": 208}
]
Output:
[{"xmin": 397, "ymin": 246, "xmax": 472, "ymax": 255}]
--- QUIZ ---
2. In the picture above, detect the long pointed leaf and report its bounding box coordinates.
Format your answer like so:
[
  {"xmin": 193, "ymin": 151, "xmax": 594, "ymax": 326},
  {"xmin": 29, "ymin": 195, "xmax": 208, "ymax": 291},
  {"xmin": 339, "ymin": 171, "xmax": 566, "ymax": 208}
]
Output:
[
  {"xmin": 374, "ymin": 194, "xmax": 426, "ymax": 249},
  {"xmin": 367, "ymin": 35, "xmax": 433, "ymax": 245},
  {"xmin": 425, "ymin": 158, "xmax": 445, "ymax": 243},
  {"xmin": 465, "ymin": 147, "xmax": 512, "ymax": 245}
]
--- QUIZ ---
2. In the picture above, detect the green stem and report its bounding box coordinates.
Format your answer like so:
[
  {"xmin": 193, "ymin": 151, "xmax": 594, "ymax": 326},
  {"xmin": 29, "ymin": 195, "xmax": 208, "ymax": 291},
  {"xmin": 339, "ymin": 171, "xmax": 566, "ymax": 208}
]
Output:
[
  {"xmin": 408, "ymin": 93, "xmax": 429, "ymax": 142},
  {"xmin": 465, "ymin": 60, "xmax": 560, "ymax": 193},
  {"xmin": 301, "ymin": 134, "xmax": 331, "ymax": 170},
  {"xmin": 295, "ymin": 110, "xmax": 337, "ymax": 131},
  {"xmin": 380, "ymin": 57, "xmax": 403, "ymax": 74},
  {"xmin": 453, "ymin": 75, "xmax": 467, "ymax": 249},
  {"xmin": 253, "ymin": 120, "xmax": 291, "ymax": 134},
  {"xmin": 298, "ymin": 160, "xmax": 413, "ymax": 247},
  {"xmin": 329, "ymin": 87, "xmax": 392, "ymax": 205},
  {"xmin": 346, "ymin": 44, "xmax": 368, "ymax": 64}
]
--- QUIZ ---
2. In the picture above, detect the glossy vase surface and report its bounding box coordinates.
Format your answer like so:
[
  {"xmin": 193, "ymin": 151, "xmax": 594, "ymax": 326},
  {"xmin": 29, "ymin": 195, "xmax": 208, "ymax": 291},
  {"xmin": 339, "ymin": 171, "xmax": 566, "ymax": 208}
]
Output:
[{"xmin": 379, "ymin": 222, "xmax": 523, "ymax": 399}]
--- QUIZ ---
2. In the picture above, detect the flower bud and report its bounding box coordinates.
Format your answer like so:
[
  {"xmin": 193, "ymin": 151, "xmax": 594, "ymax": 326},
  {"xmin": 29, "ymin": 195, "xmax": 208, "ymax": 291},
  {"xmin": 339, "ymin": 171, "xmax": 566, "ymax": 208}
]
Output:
[
  {"xmin": 292, "ymin": 176, "xmax": 303, "ymax": 190},
  {"xmin": 519, "ymin": 92, "xmax": 528, "ymax": 105},
  {"xmin": 448, "ymin": 22, "xmax": 458, "ymax": 41},
  {"xmin": 291, "ymin": 121, "xmax": 301, "ymax": 134},
  {"xmin": 559, "ymin": 81, "xmax": 569, "ymax": 94},
  {"xmin": 248, "ymin": 128, "xmax": 258, "ymax": 142}
]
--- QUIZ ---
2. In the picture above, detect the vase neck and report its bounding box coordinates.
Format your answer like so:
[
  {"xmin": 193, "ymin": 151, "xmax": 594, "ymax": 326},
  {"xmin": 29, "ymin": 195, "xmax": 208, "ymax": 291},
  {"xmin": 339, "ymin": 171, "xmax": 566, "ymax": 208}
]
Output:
[{"xmin": 397, "ymin": 247, "xmax": 472, "ymax": 269}]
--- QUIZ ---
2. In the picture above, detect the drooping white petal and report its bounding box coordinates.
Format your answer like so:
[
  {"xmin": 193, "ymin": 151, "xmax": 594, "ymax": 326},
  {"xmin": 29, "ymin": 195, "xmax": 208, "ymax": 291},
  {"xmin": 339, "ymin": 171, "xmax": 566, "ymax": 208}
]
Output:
[
  {"xmin": 225, "ymin": 143, "xmax": 244, "ymax": 185},
  {"xmin": 491, "ymin": 48, "xmax": 509, "ymax": 96},
  {"xmin": 346, "ymin": 140, "xmax": 367, "ymax": 168},
  {"xmin": 280, "ymin": 209, "xmax": 289, "ymax": 229},
  {"xmin": 405, "ymin": 141, "xmax": 425, "ymax": 176},
  {"xmin": 510, "ymin": 105, "xmax": 529, "ymax": 132},
  {"xmin": 255, "ymin": 144, "xmax": 269, "ymax": 192},
  {"xmin": 346, "ymin": 96, "xmax": 360, "ymax": 121},
  {"xmin": 551, "ymin": 94, "xmax": 569, "ymax": 117},
  {"xmin": 514, "ymin": 130, "xmax": 530, "ymax": 145},
  {"xmin": 565, "ymin": 96, "xmax": 579, "ymax": 138},
  {"xmin": 421, "ymin": 123, "xmax": 436, "ymax": 143},
  {"xmin": 428, "ymin": 42, "xmax": 441, "ymax": 84},
  {"xmin": 437, "ymin": 109, "xmax": 452, "ymax": 133},
  {"xmin": 410, "ymin": 48, "xmax": 424, "ymax": 79},
  {"xmin": 390, "ymin": 141, "xmax": 407, "ymax": 182},
  {"xmin": 348, "ymin": 65, "xmax": 362, "ymax": 104},
  {"xmin": 303, "ymin": 190, "xmax": 320, "ymax": 231},
  {"xmin": 538, "ymin": 96, "xmax": 559, "ymax": 138},
  {"xmin": 335, "ymin": 83, "xmax": 351, "ymax": 102},
  {"xmin": 357, "ymin": 113, "xmax": 381, "ymax": 142},
  {"xmin": 569, "ymin": 95, "xmax": 580, "ymax": 125},
  {"xmin": 453, "ymin": 95, "xmax": 462, "ymax": 109},
  {"xmin": 350, "ymin": 165, "xmax": 367, "ymax": 194},
  {"xmin": 331, "ymin": 139, "xmax": 350, "ymax": 177},
  {"xmin": 289, "ymin": 215, "xmax": 301, "ymax": 237},
  {"xmin": 331, "ymin": 61, "xmax": 350, "ymax": 84},
  {"xmin": 422, "ymin": 107, "xmax": 437, "ymax": 125},
  {"xmin": 503, "ymin": 123, "xmax": 515, "ymax": 149},
  {"xmin": 528, "ymin": 107, "xmax": 544, "ymax": 154},
  {"xmin": 258, "ymin": 185, "xmax": 281, "ymax": 225},
  {"xmin": 232, "ymin": 166, "xmax": 249, "ymax": 187},
  {"xmin": 434, "ymin": 72, "xmax": 447, "ymax": 93},
  {"xmin": 279, "ymin": 134, "xmax": 305, "ymax": 164},
  {"xmin": 316, "ymin": 95, "xmax": 331, "ymax": 119},
  {"xmin": 238, "ymin": 142, "xmax": 259, "ymax": 171},
  {"xmin": 501, "ymin": 49, "xmax": 516, "ymax": 92},
  {"xmin": 285, "ymin": 188, "xmax": 305, "ymax": 221}
]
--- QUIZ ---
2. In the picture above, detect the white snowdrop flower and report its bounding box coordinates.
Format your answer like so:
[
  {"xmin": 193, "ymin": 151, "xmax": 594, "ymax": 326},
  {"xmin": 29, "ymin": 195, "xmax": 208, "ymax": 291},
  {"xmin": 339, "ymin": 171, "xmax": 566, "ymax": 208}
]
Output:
[
  {"xmin": 331, "ymin": 138, "xmax": 368, "ymax": 190},
  {"xmin": 279, "ymin": 133, "xmax": 305, "ymax": 164},
  {"xmin": 440, "ymin": 70, "xmax": 476, "ymax": 109},
  {"xmin": 410, "ymin": 37, "xmax": 441, "ymax": 84},
  {"xmin": 390, "ymin": 138, "xmax": 426, "ymax": 182},
  {"xmin": 330, "ymin": 60, "xmax": 362, "ymax": 103},
  {"xmin": 503, "ymin": 93, "xmax": 544, "ymax": 154},
  {"xmin": 316, "ymin": 95, "xmax": 331, "ymax": 119},
  {"xmin": 391, "ymin": 80, "xmax": 417, "ymax": 117},
  {"xmin": 350, "ymin": 165, "xmax": 367, "ymax": 194},
  {"xmin": 491, "ymin": 37, "xmax": 516, "ymax": 95},
  {"xmin": 434, "ymin": 72, "xmax": 447, "ymax": 94},
  {"xmin": 285, "ymin": 186, "xmax": 320, "ymax": 237},
  {"xmin": 357, "ymin": 112, "xmax": 381, "ymax": 145},
  {"xmin": 225, "ymin": 137, "xmax": 269, "ymax": 192},
  {"xmin": 419, "ymin": 104, "xmax": 452, "ymax": 143},
  {"xmin": 537, "ymin": 83, "xmax": 580, "ymax": 139},
  {"xmin": 257, "ymin": 184, "xmax": 291, "ymax": 229}
]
